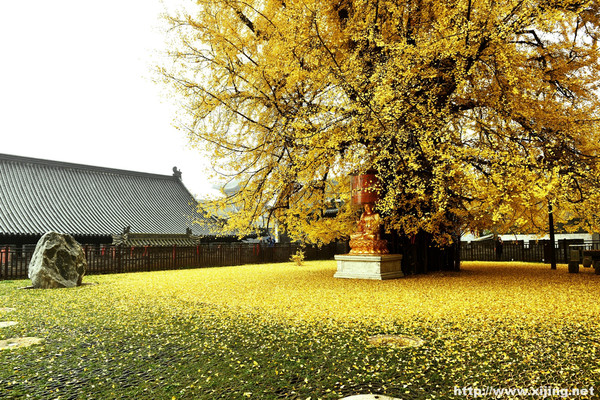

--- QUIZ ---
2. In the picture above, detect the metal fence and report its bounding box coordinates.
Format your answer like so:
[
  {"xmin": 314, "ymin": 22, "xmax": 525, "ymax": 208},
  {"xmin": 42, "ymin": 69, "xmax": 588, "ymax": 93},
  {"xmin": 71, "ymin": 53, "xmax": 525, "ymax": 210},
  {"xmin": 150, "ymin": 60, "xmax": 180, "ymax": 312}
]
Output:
[
  {"xmin": 460, "ymin": 239, "xmax": 600, "ymax": 263},
  {"xmin": 0, "ymin": 242, "xmax": 345, "ymax": 281}
]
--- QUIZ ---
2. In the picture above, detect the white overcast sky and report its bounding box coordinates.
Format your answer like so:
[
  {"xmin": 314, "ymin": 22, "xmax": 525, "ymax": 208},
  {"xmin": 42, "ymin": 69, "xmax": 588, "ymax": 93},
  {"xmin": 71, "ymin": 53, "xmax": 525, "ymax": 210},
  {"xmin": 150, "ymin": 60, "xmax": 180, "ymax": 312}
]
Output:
[{"xmin": 0, "ymin": 0, "xmax": 217, "ymax": 198}]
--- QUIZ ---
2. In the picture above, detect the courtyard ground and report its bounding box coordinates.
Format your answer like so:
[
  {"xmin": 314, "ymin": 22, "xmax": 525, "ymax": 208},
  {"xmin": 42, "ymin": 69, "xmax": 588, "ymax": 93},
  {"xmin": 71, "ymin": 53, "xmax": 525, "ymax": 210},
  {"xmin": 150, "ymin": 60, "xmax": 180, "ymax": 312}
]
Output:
[{"xmin": 0, "ymin": 261, "xmax": 598, "ymax": 399}]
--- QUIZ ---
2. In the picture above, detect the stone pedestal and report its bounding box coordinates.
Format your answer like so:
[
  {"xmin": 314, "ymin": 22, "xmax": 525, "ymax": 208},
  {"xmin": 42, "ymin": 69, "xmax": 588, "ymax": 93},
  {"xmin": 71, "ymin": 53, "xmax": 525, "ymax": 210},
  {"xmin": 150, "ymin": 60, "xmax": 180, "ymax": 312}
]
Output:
[{"xmin": 334, "ymin": 254, "xmax": 403, "ymax": 280}]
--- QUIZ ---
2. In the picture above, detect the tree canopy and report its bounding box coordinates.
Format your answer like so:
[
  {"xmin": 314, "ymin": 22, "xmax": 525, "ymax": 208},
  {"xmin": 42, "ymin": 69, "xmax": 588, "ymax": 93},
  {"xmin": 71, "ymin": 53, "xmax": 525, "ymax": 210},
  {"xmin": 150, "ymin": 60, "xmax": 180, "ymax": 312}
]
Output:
[{"xmin": 161, "ymin": 0, "xmax": 600, "ymax": 245}]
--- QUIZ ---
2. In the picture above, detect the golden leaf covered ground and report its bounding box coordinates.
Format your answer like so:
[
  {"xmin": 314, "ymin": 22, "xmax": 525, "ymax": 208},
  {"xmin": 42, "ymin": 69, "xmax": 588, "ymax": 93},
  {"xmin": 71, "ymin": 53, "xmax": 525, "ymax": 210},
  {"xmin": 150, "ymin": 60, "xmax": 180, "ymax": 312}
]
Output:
[{"xmin": 0, "ymin": 261, "xmax": 598, "ymax": 399}]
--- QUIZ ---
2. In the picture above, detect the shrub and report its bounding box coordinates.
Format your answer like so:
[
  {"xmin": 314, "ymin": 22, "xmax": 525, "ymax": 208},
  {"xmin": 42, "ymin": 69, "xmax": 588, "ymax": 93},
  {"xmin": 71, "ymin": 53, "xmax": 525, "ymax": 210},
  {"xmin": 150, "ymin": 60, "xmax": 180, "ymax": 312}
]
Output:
[{"xmin": 290, "ymin": 249, "xmax": 305, "ymax": 266}]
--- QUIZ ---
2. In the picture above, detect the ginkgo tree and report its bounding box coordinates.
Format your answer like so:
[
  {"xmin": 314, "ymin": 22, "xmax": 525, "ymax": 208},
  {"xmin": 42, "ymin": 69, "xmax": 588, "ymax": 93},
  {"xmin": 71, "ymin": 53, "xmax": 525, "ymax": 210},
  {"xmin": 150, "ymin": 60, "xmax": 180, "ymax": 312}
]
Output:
[{"xmin": 160, "ymin": 0, "xmax": 600, "ymax": 273}]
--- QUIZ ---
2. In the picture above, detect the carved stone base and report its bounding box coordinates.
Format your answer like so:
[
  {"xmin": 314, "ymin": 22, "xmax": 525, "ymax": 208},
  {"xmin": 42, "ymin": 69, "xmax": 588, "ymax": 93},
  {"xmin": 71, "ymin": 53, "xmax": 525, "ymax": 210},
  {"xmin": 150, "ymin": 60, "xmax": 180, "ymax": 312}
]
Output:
[
  {"xmin": 334, "ymin": 254, "xmax": 403, "ymax": 280},
  {"xmin": 349, "ymin": 239, "xmax": 389, "ymax": 255}
]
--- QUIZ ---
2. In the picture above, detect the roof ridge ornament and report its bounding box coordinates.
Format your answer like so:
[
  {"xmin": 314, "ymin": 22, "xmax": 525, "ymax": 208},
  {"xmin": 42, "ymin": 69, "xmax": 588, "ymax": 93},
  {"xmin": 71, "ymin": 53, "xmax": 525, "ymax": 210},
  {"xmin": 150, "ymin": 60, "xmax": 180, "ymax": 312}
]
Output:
[{"xmin": 172, "ymin": 166, "xmax": 182, "ymax": 180}]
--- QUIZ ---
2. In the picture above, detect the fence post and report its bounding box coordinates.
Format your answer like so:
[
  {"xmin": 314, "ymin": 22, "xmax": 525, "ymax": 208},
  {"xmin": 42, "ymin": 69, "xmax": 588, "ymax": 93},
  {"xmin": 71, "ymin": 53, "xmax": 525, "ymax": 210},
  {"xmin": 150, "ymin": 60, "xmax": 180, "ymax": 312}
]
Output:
[
  {"xmin": 117, "ymin": 245, "xmax": 122, "ymax": 274},
  {"xmin": 1, "ymin": 246, "xmax": 7, "ymax": 279},
  {"xmin": 144, "ymin": 246, "xmax": 149, "ymax": 272},
  {"xmin": 520, "ymin": 241, "xmax": 525, "ymax": 262},
  {"xmin": 172, "ymin": 245, "xmax": 176, "ymax": 269}
]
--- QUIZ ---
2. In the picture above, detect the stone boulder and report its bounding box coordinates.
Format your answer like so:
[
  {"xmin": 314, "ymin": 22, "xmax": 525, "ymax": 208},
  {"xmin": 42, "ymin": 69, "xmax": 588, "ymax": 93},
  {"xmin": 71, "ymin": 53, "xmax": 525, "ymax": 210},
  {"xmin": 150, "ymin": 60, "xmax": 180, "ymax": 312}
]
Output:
[{"xmin": 28, "ymin": 232, "xmax": 87, "ymax": 288}]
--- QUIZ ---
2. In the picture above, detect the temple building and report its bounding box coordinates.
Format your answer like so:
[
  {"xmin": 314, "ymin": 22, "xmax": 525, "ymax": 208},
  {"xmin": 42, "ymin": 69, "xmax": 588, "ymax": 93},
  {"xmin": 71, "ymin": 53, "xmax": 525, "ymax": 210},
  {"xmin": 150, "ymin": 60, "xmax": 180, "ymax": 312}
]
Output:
[{"xmin": 0, "ymin": 153, "xmax": 230, "ymax": 246}]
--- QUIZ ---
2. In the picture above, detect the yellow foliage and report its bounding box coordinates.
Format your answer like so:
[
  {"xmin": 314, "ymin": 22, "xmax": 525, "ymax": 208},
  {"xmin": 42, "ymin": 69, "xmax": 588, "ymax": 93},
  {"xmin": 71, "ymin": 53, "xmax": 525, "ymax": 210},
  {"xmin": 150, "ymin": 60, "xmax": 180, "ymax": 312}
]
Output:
[
  {"xmin": 160, "ymin": 0, "xmax": 600, "ymax": 244},
  {"xmin": 289, "ymin": 249, "xmax": 305, "ymax": 265}
]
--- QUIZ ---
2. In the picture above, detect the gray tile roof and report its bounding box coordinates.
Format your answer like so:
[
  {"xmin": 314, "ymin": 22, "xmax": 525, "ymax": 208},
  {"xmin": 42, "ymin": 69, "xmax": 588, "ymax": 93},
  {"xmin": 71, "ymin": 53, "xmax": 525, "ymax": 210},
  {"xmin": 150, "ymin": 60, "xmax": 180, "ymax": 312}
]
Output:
[{"xmin": 0, "ymin": 153, "xmax": 220, "ymax": 237}]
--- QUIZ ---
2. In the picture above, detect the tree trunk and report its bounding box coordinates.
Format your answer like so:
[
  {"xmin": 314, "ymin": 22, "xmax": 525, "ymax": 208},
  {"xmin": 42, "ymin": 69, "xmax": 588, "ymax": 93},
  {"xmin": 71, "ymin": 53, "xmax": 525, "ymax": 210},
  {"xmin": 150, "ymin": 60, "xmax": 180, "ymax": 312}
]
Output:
[
  {"xmin": 548, "ymin": 202, "xmax": 557, "ymax": 270},
  {"xmin": 385, "ymin": 230, "xmax": 460, "ymax": 274}
]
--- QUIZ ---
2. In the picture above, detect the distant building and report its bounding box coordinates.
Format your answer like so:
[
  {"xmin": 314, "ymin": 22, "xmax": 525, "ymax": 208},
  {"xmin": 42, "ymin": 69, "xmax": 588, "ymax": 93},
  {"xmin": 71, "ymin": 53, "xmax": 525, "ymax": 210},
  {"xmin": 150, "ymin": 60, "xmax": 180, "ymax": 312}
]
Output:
[
  {"xmin": 0, "ymin": 153, "xmax": 232, "ymax": 246},
  {"xmin": 462, "ymin": 232, "xmax": 598, "ymax": 243},
  {"xmin": 462, "ymin": 220, "xmax": 599, "ymax": 244}
]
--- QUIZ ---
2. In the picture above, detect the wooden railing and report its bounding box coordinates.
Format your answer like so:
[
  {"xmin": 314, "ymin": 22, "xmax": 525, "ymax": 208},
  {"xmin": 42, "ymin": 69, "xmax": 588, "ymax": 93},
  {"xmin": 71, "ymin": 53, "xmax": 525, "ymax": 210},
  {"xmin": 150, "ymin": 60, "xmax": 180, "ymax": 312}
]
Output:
[
  {"xmin": 0, "ymin": 242, "xmax": 345, "ymax": 281},
  {"xmin": 4, "ymin": 238, "xmax": 589, "ymax": 280}
]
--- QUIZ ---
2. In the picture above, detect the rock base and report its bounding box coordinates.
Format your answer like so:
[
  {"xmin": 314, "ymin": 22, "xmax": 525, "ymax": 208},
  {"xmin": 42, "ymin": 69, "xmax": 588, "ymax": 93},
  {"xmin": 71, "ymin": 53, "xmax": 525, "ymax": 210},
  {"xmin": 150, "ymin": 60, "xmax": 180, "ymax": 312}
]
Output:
[
  {"xmin": 28, "ymin": 232, "xmax": 87, "ymax": 288},
  {"xmin": 0, "ymin": 337, "xmax": 44, "ymax": 350},
  {"xmin": 334, "ymin": 254, "xmax": 403, "ymax": 280}
]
